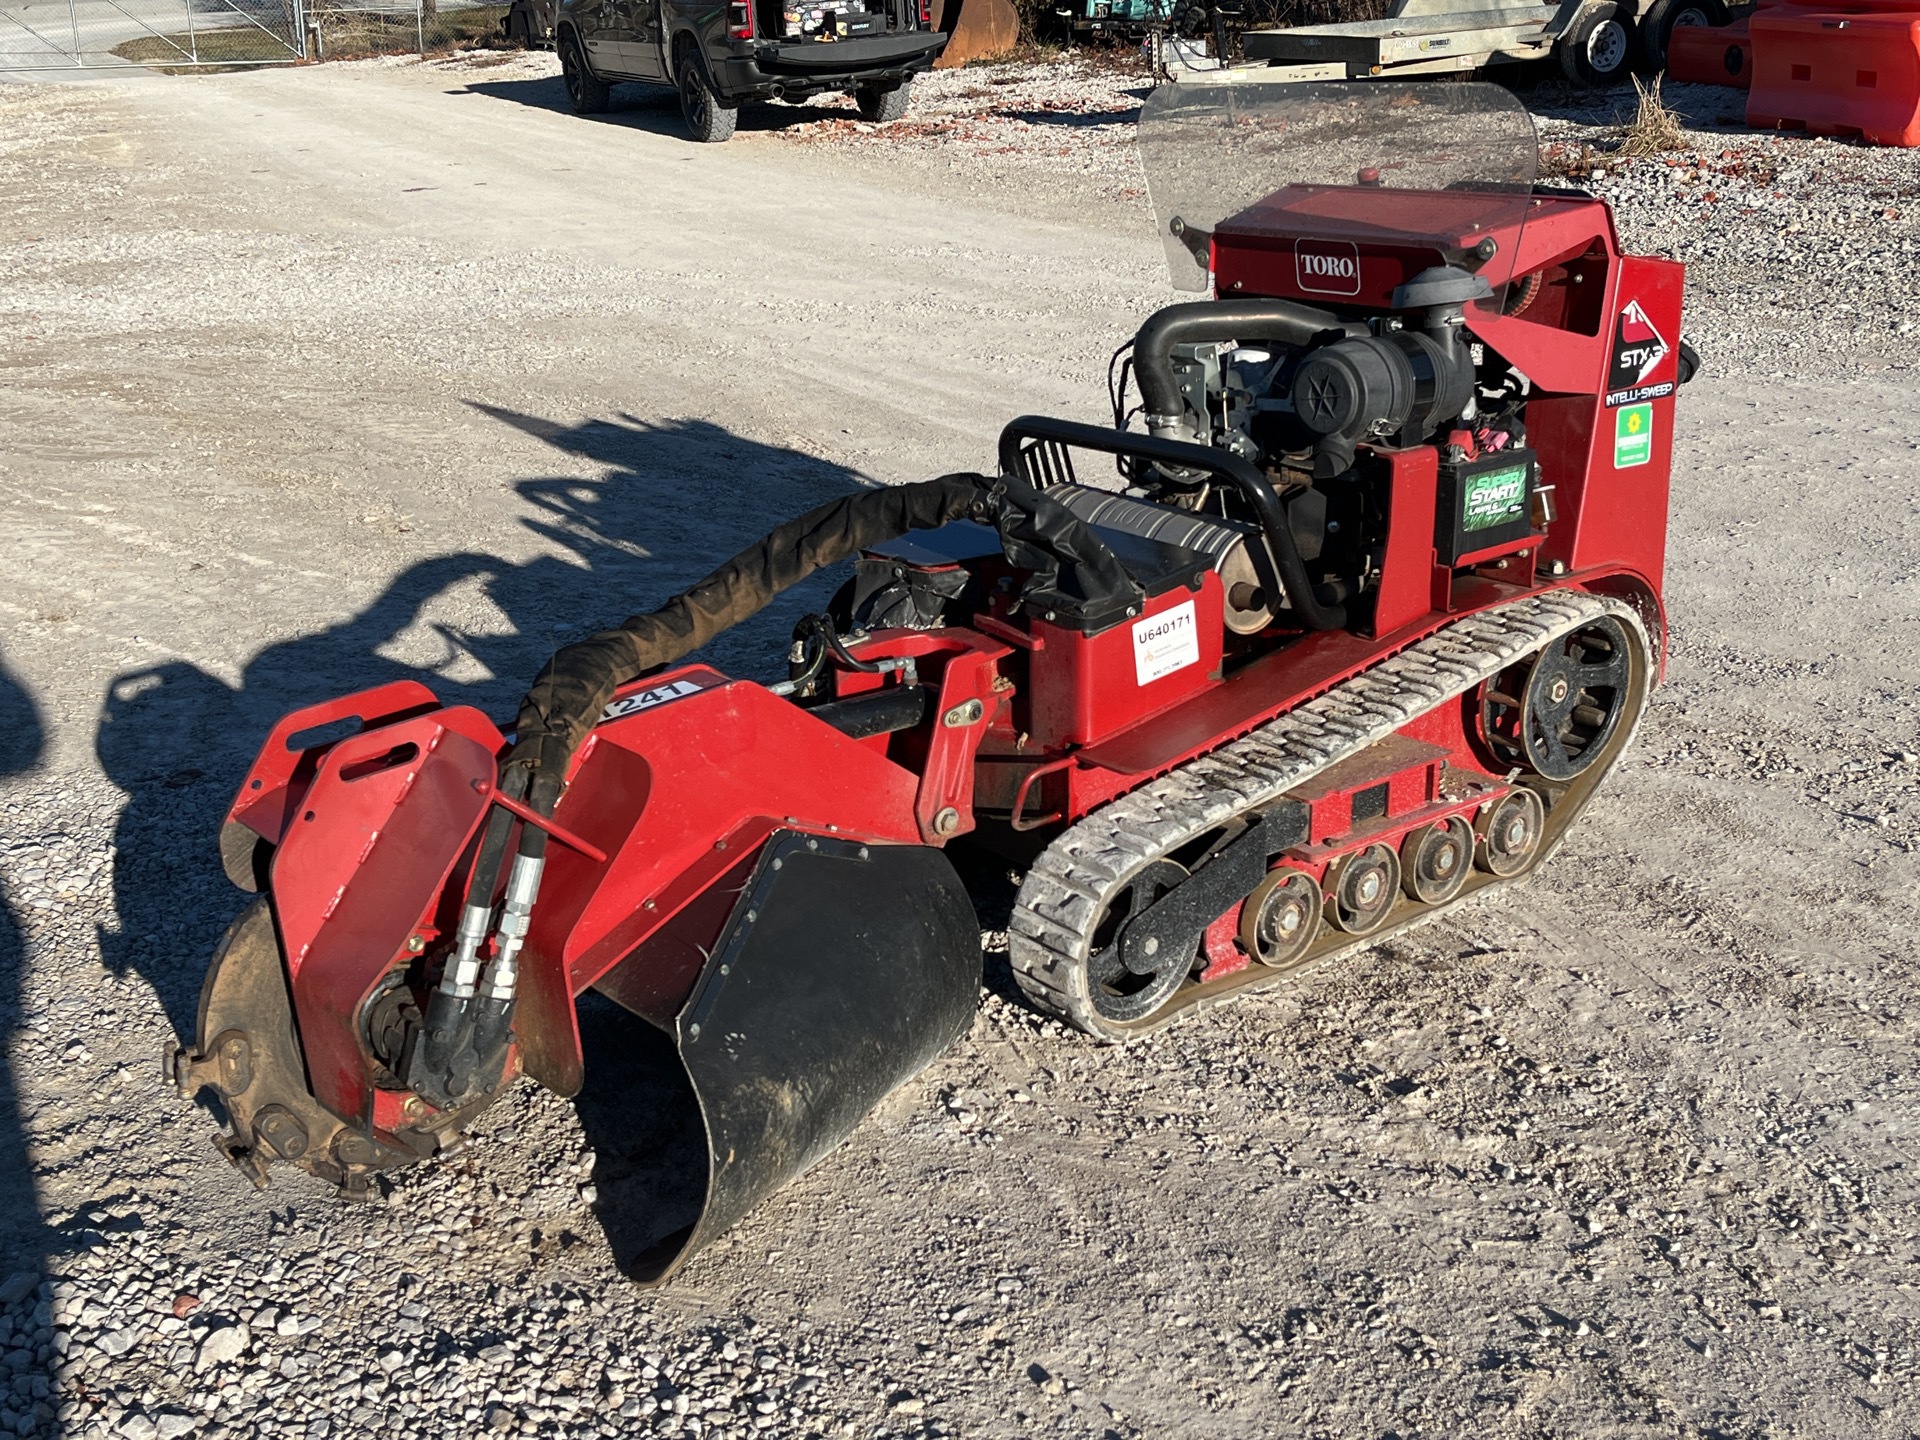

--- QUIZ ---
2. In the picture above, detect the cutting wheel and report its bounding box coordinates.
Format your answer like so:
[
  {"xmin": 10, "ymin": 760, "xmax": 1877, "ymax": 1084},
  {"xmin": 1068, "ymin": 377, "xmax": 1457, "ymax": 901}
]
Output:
[{"xmin": 167, "ymin": 899, "xmax": 420, "ymax": 1198}]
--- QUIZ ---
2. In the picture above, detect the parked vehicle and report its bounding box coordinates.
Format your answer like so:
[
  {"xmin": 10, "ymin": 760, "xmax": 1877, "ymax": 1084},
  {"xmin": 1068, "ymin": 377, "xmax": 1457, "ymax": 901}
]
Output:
[
  {"xmin": 502, "ymin": 0, "xmax": 558, "ymax": 45},
  {"xmin": 545, "ymin": 0, "xmax": 947, "ymax": 141}
]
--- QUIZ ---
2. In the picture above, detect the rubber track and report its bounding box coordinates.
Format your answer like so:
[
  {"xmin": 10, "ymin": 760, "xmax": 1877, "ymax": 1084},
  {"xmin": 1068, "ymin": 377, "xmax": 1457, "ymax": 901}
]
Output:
[{"xmin": 1008, "ymin": 591, "xmax": 1645, "ymax": 1039}]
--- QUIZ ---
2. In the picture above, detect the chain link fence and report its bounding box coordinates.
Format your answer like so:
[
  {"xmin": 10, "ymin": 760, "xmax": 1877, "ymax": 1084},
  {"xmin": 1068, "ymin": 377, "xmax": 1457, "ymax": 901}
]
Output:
[
  {"xmin": 302, "ymin": 0, "xmax": 503, "ymax": 59},
  {"xmin": 0, "ymin": 0, "xmax": 300, "ymax": 67},
  {"xmin": 0, "ymin": 0, "xmax": 504, "ymax": 67}
]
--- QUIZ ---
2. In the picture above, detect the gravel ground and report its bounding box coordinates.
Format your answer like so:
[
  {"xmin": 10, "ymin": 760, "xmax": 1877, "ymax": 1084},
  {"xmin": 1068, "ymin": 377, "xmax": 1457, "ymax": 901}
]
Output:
[{"xmin": 1, "ymin": 53, "xmax": 1918, "ymax": 1440}]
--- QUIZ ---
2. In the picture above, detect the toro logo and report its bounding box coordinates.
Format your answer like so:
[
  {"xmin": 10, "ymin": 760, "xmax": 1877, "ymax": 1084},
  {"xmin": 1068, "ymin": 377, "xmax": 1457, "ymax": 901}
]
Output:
[
  {"xmin": 1294, "ymin": 238, "xmax": 1361, "ymax": 297},
  {"xmin": 1609, "ymin": 298, "xmax": 1671, "ymax": 391}
]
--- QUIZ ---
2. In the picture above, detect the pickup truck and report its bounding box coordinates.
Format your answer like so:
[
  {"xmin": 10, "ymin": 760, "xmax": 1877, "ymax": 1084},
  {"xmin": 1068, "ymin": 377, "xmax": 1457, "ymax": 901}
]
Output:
[{"xmin": 540, "ymin": 0, "xmax": 948, "ymax": 141}]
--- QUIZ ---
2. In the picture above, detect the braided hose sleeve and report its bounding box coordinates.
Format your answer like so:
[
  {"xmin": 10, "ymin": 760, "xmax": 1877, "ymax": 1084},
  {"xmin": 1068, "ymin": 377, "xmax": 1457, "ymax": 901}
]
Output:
[{"xmin": 503, "ymin": 474, "xmax": 1001, "ymax": 814}]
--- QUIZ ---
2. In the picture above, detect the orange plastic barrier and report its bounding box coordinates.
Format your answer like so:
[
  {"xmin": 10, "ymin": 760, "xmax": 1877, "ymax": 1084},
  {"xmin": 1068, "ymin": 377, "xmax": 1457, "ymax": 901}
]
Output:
[
  {"xmin": 1667, "ymin": 17, "xmax": 1753, "ymax": 85},
  {"xmin": 1747, "ymin": 7, "xmax": 1920, "ymax": 146},
  {"xmin": 1781, "ymin": 0, "xmax": 1920, "ymax": 10}
]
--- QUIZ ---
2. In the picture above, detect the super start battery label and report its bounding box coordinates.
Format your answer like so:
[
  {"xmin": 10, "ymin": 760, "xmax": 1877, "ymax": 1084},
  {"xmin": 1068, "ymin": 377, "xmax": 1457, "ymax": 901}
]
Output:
[
  {"xmin": 1132, "ymin": 600, "xmax": 1200, "ymax": 686},
  {"xmin": 1461, "ymin": 463, "xmax": 1529, "ymax": 532},
  {"xmin": 1614, "ymin": 403, "xmax": 1654, "ymax": 469}
]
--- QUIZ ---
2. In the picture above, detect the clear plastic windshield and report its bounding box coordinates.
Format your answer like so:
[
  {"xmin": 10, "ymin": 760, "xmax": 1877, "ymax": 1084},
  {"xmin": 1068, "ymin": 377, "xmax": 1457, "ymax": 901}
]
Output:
[{"xmin": 1137, "ymin": 81, "xmax": 1539, "ymax": 305}]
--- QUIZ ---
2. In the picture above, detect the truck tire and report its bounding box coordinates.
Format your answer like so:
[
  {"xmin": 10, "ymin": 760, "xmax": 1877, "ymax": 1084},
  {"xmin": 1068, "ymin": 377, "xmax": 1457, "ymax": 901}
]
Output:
[
  {"xmin": 559, "ymin": 30, "xmax": 612, "ymax": 114},
  {"xmin": 854, "ymin": 78, "xmax": 913, "ymax": 123},
  {"xmin": 1557, "ymin": 4, "xmax": 1636, "ymax": 86},
  {"xmin": 676, "ymin": 39, "xmax": 738, "ymax": 143},
  {"xmin": 1636, "ymin": 0, "xmax": 1727, "ymax": 70}
]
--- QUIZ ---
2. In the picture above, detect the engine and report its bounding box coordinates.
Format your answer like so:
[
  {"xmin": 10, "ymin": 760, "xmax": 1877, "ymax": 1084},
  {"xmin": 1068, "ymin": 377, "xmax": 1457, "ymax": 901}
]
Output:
[
  {"xmin": 1087, "ymin": 269, "xmax": 1538, "ymax": 638},
  {"xmin": 836, "ymin": 271, "xmax": 1545, "ymax": 654}
]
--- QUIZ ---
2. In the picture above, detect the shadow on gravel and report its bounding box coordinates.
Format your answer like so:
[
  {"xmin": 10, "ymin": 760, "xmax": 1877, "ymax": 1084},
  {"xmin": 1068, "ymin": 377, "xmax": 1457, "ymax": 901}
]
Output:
[
  {"xmin": 457, "ymin": 75, "xmax": 861, "ymax": 137},
  {"xmin": 94, "ymin": 414, "xmax": 866, "ymax": 1044},
  {"xmin": 568, "ymin": 993, "xmax": 709, "ymax": 1279},
  {"xmin": 996, "ymin": 105, "xmax": 1141, "ymax": 128},
  {"xmin": 0, "ymin": 649, "xmax": 58, "ymax": 1438}
]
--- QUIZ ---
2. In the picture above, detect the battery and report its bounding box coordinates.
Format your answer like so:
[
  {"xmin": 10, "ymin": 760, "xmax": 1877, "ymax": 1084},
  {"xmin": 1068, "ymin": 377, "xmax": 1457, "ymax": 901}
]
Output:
[{"xmin": 1434, "ymin": 447, "xmax": 1537, "ymax": 564}]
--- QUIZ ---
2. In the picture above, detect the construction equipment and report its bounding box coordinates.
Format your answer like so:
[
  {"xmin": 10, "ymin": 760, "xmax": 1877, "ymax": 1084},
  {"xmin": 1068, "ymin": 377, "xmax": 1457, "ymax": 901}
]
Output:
[{"xmin": 169, "ymin": 81, "xmax": 1689, "ymax": 1283}]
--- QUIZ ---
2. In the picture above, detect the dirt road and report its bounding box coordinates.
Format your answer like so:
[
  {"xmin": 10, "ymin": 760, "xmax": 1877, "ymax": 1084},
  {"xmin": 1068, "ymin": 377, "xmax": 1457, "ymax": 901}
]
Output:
[{"xmin": 1, "ymin": 59, "xmax": 1916, "ymax": 1440}]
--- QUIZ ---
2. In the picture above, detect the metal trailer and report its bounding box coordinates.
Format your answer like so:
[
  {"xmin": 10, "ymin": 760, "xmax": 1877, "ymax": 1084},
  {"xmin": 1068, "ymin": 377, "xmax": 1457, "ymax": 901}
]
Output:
[{"xmin": 1170, "ymin": 0, "xmax": 1708, "ymax": 86}]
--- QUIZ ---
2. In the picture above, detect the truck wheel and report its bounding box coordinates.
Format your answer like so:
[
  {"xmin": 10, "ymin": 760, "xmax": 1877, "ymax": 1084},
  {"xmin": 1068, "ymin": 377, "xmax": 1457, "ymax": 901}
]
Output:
[
  {"xmin": 1636, "ymin": 0, "xmax": 1726, "ymax": 70},
  {"xmin": 854, "ymin": 78, "xmax": 912, "ymax": 123},
  {"xmin": 676, "ymin": 43, "xmax": 738, "ymax": 143},
  {"xmin": 559, "ymin": 30, "xmax": 612, "ymax": 114},
  {"xmin": 1557, "ymin": 4, "xmax": 1635, "ymax": 86}
]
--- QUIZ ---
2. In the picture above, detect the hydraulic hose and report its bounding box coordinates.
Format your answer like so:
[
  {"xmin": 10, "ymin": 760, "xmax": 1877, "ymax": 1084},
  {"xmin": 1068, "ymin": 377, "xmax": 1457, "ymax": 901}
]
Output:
[
  {"xmin": 503, "ymin": 471, "xmax": 1138, "ymax": 813},
  {"xmin": 401, "ymin": 766, "xmax": 525, "ymax": 1106},
  {"xmin": 1133, "ymin": 299, "xmax": 1353, "ymax": 440}
]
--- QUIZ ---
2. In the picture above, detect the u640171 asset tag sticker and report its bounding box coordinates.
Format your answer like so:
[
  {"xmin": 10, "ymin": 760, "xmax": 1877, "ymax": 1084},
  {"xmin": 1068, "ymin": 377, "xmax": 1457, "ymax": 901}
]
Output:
[
  {"xmin": 1614, "ymin": 402, "xmax": 1654, "ymax": 469},
  {"xmin": 1132, "ymin": 600, "xmax": 1200, "ymax": 686}
]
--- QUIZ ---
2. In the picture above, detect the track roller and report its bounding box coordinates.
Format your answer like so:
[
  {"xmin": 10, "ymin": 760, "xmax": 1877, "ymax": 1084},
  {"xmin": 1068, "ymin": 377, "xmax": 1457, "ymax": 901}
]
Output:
[
  {"xmin": 1400, "ymin": 817, "xmax": 1474, "ymax": 904},
  {"xmin": 1475, "ymin": 787, "xmax": 1547, "ymax": 877},
  {"xmin": 1327, "ymin": 843, "xmax": 1401, "ymax": 935},
  {"xmin": 1239, "ymin": 868, "xmax": 1323, "ymax": 969}
]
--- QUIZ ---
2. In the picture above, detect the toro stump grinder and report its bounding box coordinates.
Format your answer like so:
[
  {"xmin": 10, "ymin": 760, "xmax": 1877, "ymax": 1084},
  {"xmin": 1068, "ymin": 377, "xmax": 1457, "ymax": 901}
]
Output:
[{"xmin": 171, "ymin": 82, "xmax": 1692, "ymax": 1282}]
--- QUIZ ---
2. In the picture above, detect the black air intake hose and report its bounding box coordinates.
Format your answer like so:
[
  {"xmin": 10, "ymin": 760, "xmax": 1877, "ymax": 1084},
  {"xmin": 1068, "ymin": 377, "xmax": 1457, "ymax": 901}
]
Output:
[
  {"xmin": 503, "ymin": 472, "xmax": 1137, "ymax": 811},
  {"xmin": 1133, "ymin": 299, "xmax": 1354, "ymax": 439}
]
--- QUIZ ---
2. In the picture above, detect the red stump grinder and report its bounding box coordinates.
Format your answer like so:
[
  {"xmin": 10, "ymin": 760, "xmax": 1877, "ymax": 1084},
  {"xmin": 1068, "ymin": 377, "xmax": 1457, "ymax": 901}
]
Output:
[{"xmin": 171, "ymin": 82, "xmax": 1690, "ymax": 1282}]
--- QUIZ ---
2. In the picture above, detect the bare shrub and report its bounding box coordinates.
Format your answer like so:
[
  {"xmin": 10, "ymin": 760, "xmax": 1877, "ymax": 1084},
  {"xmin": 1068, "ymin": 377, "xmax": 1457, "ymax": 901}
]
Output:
[{"xmin": 1616, "ymin": 75, "xmax": 1686, "ymax": 158}]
